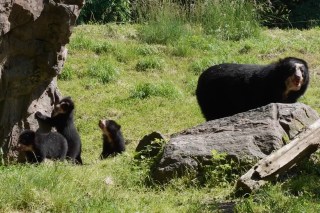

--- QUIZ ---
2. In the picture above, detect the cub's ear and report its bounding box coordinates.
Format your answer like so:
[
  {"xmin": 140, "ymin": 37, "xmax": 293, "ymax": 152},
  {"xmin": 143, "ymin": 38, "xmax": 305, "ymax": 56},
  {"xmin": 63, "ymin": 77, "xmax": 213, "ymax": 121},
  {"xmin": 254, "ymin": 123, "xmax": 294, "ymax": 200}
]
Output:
[
  {"xmin": 26, "ymin": 131, "xmax": 36, "ymax": 139},
  {"xmin": 111, "ymin": 120, "xmax": 121, "ymax": 130},
  {"xmin": 19, "ymin": 130, "xmax": 36, "ymax": 142},
  {"xmin": 116, "ymin": 124, "xmax": 121, "ymax": 130}
]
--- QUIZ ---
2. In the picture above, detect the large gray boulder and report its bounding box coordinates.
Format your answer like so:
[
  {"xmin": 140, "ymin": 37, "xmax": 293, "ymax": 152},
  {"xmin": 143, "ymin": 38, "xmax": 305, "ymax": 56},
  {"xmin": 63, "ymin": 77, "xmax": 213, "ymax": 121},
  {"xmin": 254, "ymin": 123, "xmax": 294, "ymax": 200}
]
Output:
[
  {"xmin": 152, "ymin": 103, "xmax": 319, "ymax": 183},
  {"xmin": 0, "ymin": 0, "xmax": 84, "ymax": 161}
]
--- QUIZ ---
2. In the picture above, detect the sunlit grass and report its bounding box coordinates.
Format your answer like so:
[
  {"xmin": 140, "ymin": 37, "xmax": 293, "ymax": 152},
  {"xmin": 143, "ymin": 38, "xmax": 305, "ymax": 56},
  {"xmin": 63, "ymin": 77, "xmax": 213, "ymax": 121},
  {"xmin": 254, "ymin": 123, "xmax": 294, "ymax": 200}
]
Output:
[{"xmin": 2, "ymin": 24, "xmax": 320, "ymax": 212}]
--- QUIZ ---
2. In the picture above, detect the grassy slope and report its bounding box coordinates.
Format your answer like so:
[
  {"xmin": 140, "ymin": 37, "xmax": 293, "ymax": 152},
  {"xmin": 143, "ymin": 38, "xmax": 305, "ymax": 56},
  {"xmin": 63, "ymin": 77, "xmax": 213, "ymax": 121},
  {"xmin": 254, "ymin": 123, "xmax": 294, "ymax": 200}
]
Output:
[{"xmin": 1, "ymin": 24, "xmax": 320, "ymax": 212}]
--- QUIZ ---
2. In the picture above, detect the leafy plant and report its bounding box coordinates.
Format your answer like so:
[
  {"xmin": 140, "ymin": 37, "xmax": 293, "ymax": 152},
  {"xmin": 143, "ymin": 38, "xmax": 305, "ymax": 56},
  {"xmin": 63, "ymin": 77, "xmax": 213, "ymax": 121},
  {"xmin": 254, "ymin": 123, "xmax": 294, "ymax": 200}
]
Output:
[
  {"xmin": 93, "ymin": 41, "xmax": 115, "ymax": 55},
  {"xmin": 87, "ymin": 59, "xmax": 120, "ymax": 84},
  {"xmin": 202, "ymin": 150, "xmax": 243, "ymax": 187},
  {"xmin": 59, "ymin": 65, "xmax": 74, "ymax": 81},
  {"xmin": 135, "ymin": 57, "xmax": 165, "ymax": 72},
  {"xmin": 130, "ymin": 82, "xmax": 182, "ymax": 99}
]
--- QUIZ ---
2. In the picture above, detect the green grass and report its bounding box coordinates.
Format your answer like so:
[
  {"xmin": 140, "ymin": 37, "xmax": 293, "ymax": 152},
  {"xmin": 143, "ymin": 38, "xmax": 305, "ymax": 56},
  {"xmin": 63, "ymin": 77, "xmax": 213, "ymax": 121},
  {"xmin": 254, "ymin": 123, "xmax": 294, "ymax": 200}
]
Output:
[
  {"xmin": 136, "ymin": 0, "xmax": 261, "ymax": 42},
  {"xmin": 2, "ymin": 24, "xmax": 320, "ymax": 212},
  {"xmin": 136, "ymin": 0, "xmax": 190, "ymax": 45},
  {"xmin": 87, "ymin": 58, "xmax": 120, "ymax": 84},
  {"xmin": 135, "ymin": 56, "xmax": 165, "ymax": 72},
  {"xmin": 130, "ymin": 82, "xmax": 182, "ymax": 99},
  {"xmin": 193, "ymin": 0, "xmax": 261, "ymax": 40}
]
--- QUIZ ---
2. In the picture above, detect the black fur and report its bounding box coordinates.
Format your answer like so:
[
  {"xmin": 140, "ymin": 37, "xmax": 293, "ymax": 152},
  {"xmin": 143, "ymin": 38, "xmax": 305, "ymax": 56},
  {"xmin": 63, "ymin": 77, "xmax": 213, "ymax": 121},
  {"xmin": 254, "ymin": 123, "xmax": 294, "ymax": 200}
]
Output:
[
  {"xmin": 17, "ymin": 130, "xmax": 68, "ymax": 163},
  {"xmin": 35, "ymin": 97, "xmax": 83, "ymax": 164},
  {"xmin": 99, "ymin": 119, "xmax": 125, "ymax": 159},
  {"xmin": 196, "ymin": 57, "xmax": 310, "ymax": 121}
]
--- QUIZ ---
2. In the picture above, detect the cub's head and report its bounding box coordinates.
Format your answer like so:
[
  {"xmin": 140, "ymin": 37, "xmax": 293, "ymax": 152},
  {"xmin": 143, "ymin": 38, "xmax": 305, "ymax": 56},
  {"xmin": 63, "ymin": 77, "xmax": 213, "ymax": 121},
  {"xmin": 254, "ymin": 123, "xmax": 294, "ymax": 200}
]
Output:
[
  {"xmin": 52, "ymin": 96, "xmax": 74, "ymax": 116},
  {"xmin": 17, "ymin": 130, "xmax": 36, "ymax": 152},
  {"xmin": 98, "ymin": 119, "xmax": 121, "ymax": 136}
]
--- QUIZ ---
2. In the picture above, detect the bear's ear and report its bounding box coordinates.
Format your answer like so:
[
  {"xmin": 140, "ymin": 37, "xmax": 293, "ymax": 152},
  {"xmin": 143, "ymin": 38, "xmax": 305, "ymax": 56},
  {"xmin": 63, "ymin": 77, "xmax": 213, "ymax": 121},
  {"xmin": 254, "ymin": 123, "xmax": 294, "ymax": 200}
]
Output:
[
  {"xmin": 29, "ymin": 131, "xmax": 36, "ymax": 139},
  {"xmin": 19, "ymin": 130, "xmax": 36, "ymax": 144}
]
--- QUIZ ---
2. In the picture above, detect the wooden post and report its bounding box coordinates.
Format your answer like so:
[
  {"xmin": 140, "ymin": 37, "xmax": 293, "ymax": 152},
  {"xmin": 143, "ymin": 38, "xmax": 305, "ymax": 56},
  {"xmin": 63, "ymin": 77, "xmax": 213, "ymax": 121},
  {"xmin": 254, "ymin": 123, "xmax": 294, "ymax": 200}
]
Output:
[{"xmin": 236, "ymin": 119, "xmax": 320, "ymax": 194}]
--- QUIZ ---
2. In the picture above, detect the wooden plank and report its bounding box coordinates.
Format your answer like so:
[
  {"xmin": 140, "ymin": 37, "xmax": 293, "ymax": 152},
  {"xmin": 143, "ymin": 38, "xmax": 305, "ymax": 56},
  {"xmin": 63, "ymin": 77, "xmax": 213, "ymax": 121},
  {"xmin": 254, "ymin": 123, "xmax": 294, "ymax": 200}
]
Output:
[{"xmin": 237, "ymin": 118, "xmax": 320, "ymax": 193}]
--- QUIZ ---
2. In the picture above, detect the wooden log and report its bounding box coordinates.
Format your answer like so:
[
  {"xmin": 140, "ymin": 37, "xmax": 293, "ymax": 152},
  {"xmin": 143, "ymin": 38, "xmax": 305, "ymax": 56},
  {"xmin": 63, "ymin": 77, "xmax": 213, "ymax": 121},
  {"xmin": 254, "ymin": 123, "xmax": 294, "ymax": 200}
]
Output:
[{"xmin": 236, "ymin": 119, "xmax": 320, "ymax": 194}]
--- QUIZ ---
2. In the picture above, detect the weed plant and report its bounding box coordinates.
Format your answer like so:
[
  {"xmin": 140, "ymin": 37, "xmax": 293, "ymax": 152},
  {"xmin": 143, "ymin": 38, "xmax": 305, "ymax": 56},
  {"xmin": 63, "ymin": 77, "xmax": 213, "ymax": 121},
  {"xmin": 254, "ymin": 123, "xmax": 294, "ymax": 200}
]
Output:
[
  {"xmin": 135, "ymin": 56, "xmax": 165, "ymax": 72},
  {"xmin": 87, "ymin": 58, "xmax": 120, "ymax": 84}
]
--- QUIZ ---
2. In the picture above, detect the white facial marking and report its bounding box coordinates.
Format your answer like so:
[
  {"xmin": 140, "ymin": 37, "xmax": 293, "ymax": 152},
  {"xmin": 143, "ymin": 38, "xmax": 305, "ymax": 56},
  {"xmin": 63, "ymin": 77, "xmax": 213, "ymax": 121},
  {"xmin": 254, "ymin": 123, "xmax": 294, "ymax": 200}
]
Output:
[
  {"xmin": 99, "ymin": 119, "xmax": 113, "ymax": 143},
  {"xmin": 283, "ymin": 63, "xmax": 305, "ymax": 99},
  {"xmin": 294, "ymin": 63, "xmax": 303, "ymax": 79},
  {"xmin": 285, "ymin": 63, "xmax": 304, "ymax": 91},
  {"xmin": 52, "ymin": 103, "xmax": 66, "ymax": 116}
]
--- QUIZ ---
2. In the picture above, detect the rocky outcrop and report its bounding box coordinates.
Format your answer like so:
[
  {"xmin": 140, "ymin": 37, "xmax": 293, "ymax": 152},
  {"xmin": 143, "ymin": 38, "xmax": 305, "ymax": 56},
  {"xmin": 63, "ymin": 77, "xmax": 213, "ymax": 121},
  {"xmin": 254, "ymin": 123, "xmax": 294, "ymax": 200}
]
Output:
[
  {"xmin": 135, "ymin": 131, "xmax": 167, "ymax": 159},
  {"xmin": 0, "ymin": 0, "xmax": 84, "ymax": 162},
  {"xmin": 152, "ymin": 103, "xmax": 319, "ymax": 183}
]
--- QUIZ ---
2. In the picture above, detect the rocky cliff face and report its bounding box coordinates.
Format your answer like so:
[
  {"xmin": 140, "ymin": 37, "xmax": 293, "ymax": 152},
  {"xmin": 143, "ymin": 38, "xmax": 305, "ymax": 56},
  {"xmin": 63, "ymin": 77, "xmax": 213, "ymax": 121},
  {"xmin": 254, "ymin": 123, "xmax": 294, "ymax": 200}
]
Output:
[{"xmin": 0, "ymin": 0, "xmax": 84, "ymax": 161}]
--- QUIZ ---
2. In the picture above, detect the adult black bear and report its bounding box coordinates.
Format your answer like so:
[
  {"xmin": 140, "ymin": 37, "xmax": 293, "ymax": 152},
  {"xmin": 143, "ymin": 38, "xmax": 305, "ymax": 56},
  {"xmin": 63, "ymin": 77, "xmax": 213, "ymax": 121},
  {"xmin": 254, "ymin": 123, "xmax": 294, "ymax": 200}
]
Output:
[
  {"xmin": 98, "ymin": 119, "xmax": 125, "ymax": 159},
  {"xmin": 17, "ymin": 130, "xmax": 68, "ymax": 163},
  {"xmin": 35, "ymin": 97, "xmax": 83, "ymax": 164},
  {"xmin": 196, "ymin": 57, "xmax": 309, "ymax": 121}
]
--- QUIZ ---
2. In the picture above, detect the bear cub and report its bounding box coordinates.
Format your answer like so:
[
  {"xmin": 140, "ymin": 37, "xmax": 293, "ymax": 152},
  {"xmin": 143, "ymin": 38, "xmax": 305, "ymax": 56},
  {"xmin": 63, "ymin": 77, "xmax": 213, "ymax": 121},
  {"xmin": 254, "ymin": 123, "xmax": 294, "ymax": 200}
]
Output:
[
  {"xmin": 17, "ymin": 130, "xmax": 68, "ymax": 163},
  {"xmin": 35, "ymin": 96, "xmax": 83, "ymax": 164},
  {"xmin": 99, "ymin": 119, "xmax": 125, "ymax": 159}
]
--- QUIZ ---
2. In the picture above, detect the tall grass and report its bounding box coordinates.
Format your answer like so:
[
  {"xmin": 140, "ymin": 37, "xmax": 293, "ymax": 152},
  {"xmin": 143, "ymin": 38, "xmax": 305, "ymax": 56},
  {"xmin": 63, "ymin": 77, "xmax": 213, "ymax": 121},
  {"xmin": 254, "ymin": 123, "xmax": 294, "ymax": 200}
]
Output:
[
  {"xmin": 137, "ymin": 0, "xmax": 261, "ymax": 43},
  {"xmin": 137, "ymin": 1, "xmax": 191, "ymax": 44},
  {"xmin": 193, "ymin": 0, "xmax": 261, "ymax": 40},
  {"xmin": 87, "ymin": 58, "xmax": 120, "ymax": 84}
]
